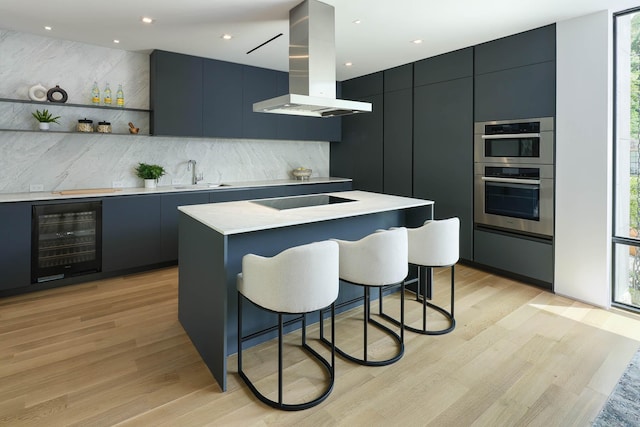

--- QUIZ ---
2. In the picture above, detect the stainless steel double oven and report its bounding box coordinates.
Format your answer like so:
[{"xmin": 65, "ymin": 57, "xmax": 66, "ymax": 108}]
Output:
[{"xmin": 474, "ymin": 117, "xmax": 554, "ymax": 238}]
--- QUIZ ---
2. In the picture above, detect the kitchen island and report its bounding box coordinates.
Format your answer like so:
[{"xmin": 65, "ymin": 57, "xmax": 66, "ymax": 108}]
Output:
[{"xmin": 177, "ymin": 190, "xmax": 434, "ymax": 391}]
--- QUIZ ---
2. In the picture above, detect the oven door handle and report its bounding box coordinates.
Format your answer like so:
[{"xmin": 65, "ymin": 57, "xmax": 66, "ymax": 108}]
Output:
[
  {"xmin": 481, "ymin": 176, "xmax": 541, "ymax": 185},
  {"xmin": 481, "ymin": 133, "xmax": 540, "ymax": 139}
]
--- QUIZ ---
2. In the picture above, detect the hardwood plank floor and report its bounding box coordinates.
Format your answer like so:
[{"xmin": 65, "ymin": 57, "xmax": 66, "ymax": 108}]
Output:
[{"xmin": 1, "ymin": 265, "xmax": 639, "ymax": 426}]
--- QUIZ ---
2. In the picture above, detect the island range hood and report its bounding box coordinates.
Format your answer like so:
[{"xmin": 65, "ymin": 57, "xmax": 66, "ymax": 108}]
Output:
[{"xmin": 253, "ymin": 0, "xmax": 372, "ymax": 118}]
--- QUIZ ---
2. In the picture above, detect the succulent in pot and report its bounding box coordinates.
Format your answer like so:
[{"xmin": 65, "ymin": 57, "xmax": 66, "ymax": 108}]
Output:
[
  {"xmin": 134, "ymin": 163, "xmax": 166, "ymax": 189},
  {"xmin": 32, "ymin": 109, "xmax": 61, "ymax": 131}
]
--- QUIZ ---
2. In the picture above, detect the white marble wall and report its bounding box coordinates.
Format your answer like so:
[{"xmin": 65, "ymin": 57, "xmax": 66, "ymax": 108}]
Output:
[
  {"xmin": 0, "ymin": 132, "xmax": 329, "ymax": 192},
  {"xmin": 0, "ymin": 29, "xmax": 330, "ymax": 193},
  {"xmin": 0, "ymin": 30, "xmax": 149, "ymax": 108}
]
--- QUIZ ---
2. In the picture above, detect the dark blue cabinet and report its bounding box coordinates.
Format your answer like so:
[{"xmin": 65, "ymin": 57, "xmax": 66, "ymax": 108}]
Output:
[
  {"xmin": 342, "ymin": 72, "xmax": 383, "ymax": 98},
  {"xmin": 150, "ymin": 50, "xmax": 203, "ymax": 137},
  {"xmin": 414, "ymin": 48, "xmax": 473, "ymax": 87},
  {"xmin": 0, "ymin": 203, "xmax": 30, "ymax": 290},
  {"xmin": 242, "ymin": 65, "xmax": 279, "ymax": 139},
  {"xmin": 383, "ymin": 64, "xmax": 413, "ymax": 197},
  {"xmin": 412, "ymin": 48, "xmax": 473, "ymax": 261},
  {"xmin": 0, "ymin": 181, "xmax": 353, "ymax": 294},
  {"xmin": 160, "ymin": 192, "xmax": 210, "ymax": 262},
  {"xmin": 474, "ymin": 229, "xmax": 553, "ymax": 288},
  {"xmin": 203, "ymin": 59, "xmax": 243, "ymax": 138},
  {"xmin": 102, "ymin": 195, "xmax": 162, "ymax": 272},
  {"xmin": 151, "ymin": 50, "xmax": 340, "ymax": 141},
  {"xmin": 332, "ymin": 72, "xmax": 384, "ymax": 192},
  {"xmin": 385, "ymin": 64, "xmax": 413, "ymax": 92},
  {"xmin": 474, "ymin": 24, "xmax": 556, "ymax": 74},
  {"xmin": 275, "ymin": 74, "xmax": 342, "ymax": 141},
  {"xmin": 474, "ymin": 25, "xmax": 556, "ymax": 121},
  {"xmin": 413, "ymin": 76, "xmax": 473, "ymax": 261},
  {"xmin": 474, "ymin": 61, "xmax": 556, "ymax": 121},
  {"xmin": 333, "ymin": 93, "xmax": 384, "ymax": 192}
]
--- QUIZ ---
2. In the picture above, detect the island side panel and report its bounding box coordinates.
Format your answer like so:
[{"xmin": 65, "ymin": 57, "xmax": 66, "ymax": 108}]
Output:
[
  {"xmin": 226, "ymin": 207, "xmax": 431, "ymax": 355},
  {"xmin": 178, "ymin": 212, "xmax": 228, "ymax": 391}
]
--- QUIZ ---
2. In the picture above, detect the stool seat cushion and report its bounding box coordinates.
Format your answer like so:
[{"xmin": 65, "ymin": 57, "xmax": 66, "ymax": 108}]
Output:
[
  {"xmin": 407, "ymin": 218, "xmax": 460, "ymax": 267},
  {"xmin": 331, "ymin": 228, "xmax": 408, "ymax": 287},
  {"xmin": 237, "ymin": 240, "xmax": 339, "ymax": 314}
]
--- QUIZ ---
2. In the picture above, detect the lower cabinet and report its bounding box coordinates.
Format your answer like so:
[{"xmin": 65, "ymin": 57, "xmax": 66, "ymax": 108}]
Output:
[
  {"xmin": 0, "ymin": 181, "xmax": 353, "ymax": 294},
  {"xmin": 474, "ymin": 228, "xmax": 553, "ymax": 288},
  {"xmin": 0, "ymin": 203, "xmax": 31, "ymax": 290},
  {"xmin": 160, "ymin": 192, "xmax": 210, "ymax": 263},
  {"xmin": 102, "ymin": 195, "xmax": 162, "ymax": 272}
]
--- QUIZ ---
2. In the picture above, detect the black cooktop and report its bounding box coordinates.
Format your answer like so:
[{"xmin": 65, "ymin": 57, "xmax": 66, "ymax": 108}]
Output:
[{"xmin": 252, "ymin": 194, "xmax": 355, "ymax": 210}]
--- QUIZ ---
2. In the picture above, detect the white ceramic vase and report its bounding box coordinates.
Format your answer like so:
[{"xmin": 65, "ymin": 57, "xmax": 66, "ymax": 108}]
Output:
[
  {"xmin": 38, "ymin": 122, "xmax": 50, "ymax": 131},
  {"xmin": 144, "ymin": 179, "xmax": 157, "ymax": 189}
]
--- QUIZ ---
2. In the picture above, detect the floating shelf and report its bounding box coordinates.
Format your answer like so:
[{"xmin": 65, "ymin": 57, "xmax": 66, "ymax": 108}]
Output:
[
  {"xmin": 0, "ymin": 128, "xmax": 150, "ymax": 136},
  {"xmin": 0, "ymin": 97, "xmax": 151, "ymax": 113}
]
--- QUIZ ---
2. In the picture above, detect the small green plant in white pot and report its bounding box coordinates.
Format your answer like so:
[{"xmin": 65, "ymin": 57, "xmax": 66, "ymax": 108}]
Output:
[
  {"xmin": 32, "ymin": 109, "xmax": 61, "ymax": 131},
  {"xmin": 134, "ymin": 163, "xmax": 166, "ymax": 189}
]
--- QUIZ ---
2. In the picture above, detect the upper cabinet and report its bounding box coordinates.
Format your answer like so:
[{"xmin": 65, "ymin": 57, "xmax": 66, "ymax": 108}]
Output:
[
  {"xmin": 241, "ymin": 65, "xmax": 280, "ymax": 140},
  {"xmin": 150, "ymin": 50, "xmax": 203, "ymax": 137},
  {"xmin": 414, "ymin": 47, "xmax": 473, "ymax": 87},
  {"xmin": 275, "ymin": 73, "xmax": 341, "ymax": 142},
  {"xmin": 150, "ymin": 50, "xmax": 341, "ymax": 141},
  {"xmin": 341, "ymin": 72, "xmax": 383, "ymax": 99},
  {"xmin": 474, "ymin": 25, "xmax": 556, "ymax": 121},
  {"xmin": 474, "ymin": 61, "xmax": 556, "ymax": 121},
  {"xmin": 203, "ymin": 59, "xmax": 243, "ymax": 138},
  {"xmin": 474, "ymin": 24, "xmax": 556, "ymax": 74}
]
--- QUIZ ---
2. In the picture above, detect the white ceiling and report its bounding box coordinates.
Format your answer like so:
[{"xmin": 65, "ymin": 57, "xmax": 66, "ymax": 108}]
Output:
[{"xmin": 0, "ymin": 0, "xmax": 639, "ymax": 81}]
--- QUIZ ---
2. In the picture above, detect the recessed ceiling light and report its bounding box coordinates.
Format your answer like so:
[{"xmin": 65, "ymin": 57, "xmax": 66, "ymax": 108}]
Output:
[
  {"xmin": 352, "ymin": 19, "xmax": 361, "ymax": 24},
  {"xmin": 141, "ymin": 17, "xmax": 154, "ymax": 24},
  {"xmin": 44, "ymin": 26, "xmax": 52, "ymax": 31},
  {"xmin": 345, "ymin": 62, "xmax": 353, "ymax": 67},
  {"xmin": 113, "ymin": 39, "xmax": 120, "ymax": 44},
  {"xmin": 412, "ymin": 39, "xmax": 423, "ymax": 44},
  {"xmin": 221, "ymin": 34, "xmax": 232, "ymax": 40}
]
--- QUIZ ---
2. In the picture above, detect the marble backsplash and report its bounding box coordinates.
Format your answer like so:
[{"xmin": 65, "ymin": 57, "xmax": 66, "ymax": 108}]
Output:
[
  {"xmin": 0, "ymin": 29, "xmax": 149, "ymax": 108},
  {"xmin": 0, "ymin": 29, "xmax": 331, "ymax": 194},
  {"xmin": 0, "ymin": 131, "xmax": 329, "ymax": 193}
]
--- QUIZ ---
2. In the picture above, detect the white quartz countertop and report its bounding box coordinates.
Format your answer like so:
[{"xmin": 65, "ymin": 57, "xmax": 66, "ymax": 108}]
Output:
[
  {"xmin": 0, "ymin": 177, "xmax": 351, "ymax": 203},
  {"xmin": 179, "ymin": 190, "xmax": 434, "ymax": 235}
]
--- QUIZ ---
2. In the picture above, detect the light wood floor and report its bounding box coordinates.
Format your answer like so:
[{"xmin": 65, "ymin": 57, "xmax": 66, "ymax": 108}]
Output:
[{"xmin": 1, "ymin": 265, "xmax": 640, "ymax": 426}]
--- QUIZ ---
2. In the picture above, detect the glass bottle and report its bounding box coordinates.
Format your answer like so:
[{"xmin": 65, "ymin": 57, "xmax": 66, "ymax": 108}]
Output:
[
  {"xmin": 91, "ymin": 81, "xmax": 100, "ymax": 105},
  {"xmin": 103, "ymin": 83, "xmax": 112, "ymax": 106},
  {"xmin": 116, "ymin": 84, "xmax": 124, "ymax": 107}
]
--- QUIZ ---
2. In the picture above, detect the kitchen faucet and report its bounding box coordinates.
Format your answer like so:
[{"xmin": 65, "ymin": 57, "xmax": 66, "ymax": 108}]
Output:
[{"xmin": 187, "ymin": 160, "xmax": 202, "ymax": 185}]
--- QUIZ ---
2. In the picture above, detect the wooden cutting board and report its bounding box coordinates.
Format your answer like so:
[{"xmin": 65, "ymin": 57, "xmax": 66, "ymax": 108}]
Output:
[{"xmin": 53, "ymin": 188, "xmax": 122, "ymax": 195}]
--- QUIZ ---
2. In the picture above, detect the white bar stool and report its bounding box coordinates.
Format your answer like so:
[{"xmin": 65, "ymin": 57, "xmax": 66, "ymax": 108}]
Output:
[
  {"xmin": 321, "ymin": 228, "xmax": 408, "ymax": 366},
  {"xmin": 237, "ymin": 240, "xmax": 339, "ymax": 411},
  {"xmin": 381, "ymin": 218, "xmax": 459, "ymax": 335}
]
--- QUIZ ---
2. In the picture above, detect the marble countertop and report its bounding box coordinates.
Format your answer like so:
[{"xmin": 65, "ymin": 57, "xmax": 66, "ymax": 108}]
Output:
[
  {"xmin": 179, "ymin": 190, "xmax": 434, "ymax": 235},
  {"xmin": 0, "ymin": 177, "xmax": 351, "ymax": 203}
]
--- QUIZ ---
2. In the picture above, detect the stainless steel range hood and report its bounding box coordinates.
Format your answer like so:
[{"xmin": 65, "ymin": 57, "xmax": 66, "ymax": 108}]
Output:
[{"xmin": 253, "ymin": 0, "xmax": 372, "ymax": 118}]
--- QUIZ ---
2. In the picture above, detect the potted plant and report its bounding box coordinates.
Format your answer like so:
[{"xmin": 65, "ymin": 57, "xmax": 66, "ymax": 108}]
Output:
[
  {"xmin": 134, "ymin": 163, "xmax": 166, "ymax": 189},
  {"xmin": 32, "ymin": 109, "xmax": 61, "ymax": 131}
]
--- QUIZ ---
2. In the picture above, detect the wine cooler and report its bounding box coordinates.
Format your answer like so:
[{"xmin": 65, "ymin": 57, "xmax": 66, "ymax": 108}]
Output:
[{"xmin": 31, "ymin": 201, "xmax": 102, "ymax": 283}]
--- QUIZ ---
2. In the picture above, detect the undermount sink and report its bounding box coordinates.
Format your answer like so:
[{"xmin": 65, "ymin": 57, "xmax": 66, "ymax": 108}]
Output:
[{"xmin": 173, "ymin": 183, "xmax": 231, "ymax": 190}]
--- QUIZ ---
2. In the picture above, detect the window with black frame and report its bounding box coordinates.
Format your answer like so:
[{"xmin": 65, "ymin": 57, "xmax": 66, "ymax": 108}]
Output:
[{"xmin": 614, "ymin": 7, "xmax": 640, "ymax": 312}]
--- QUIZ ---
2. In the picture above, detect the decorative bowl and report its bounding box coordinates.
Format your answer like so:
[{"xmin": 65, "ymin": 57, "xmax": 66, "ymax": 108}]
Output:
[{"xmin": 292, "ymin": 168, "xmax": 312, "ymax": 180}]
